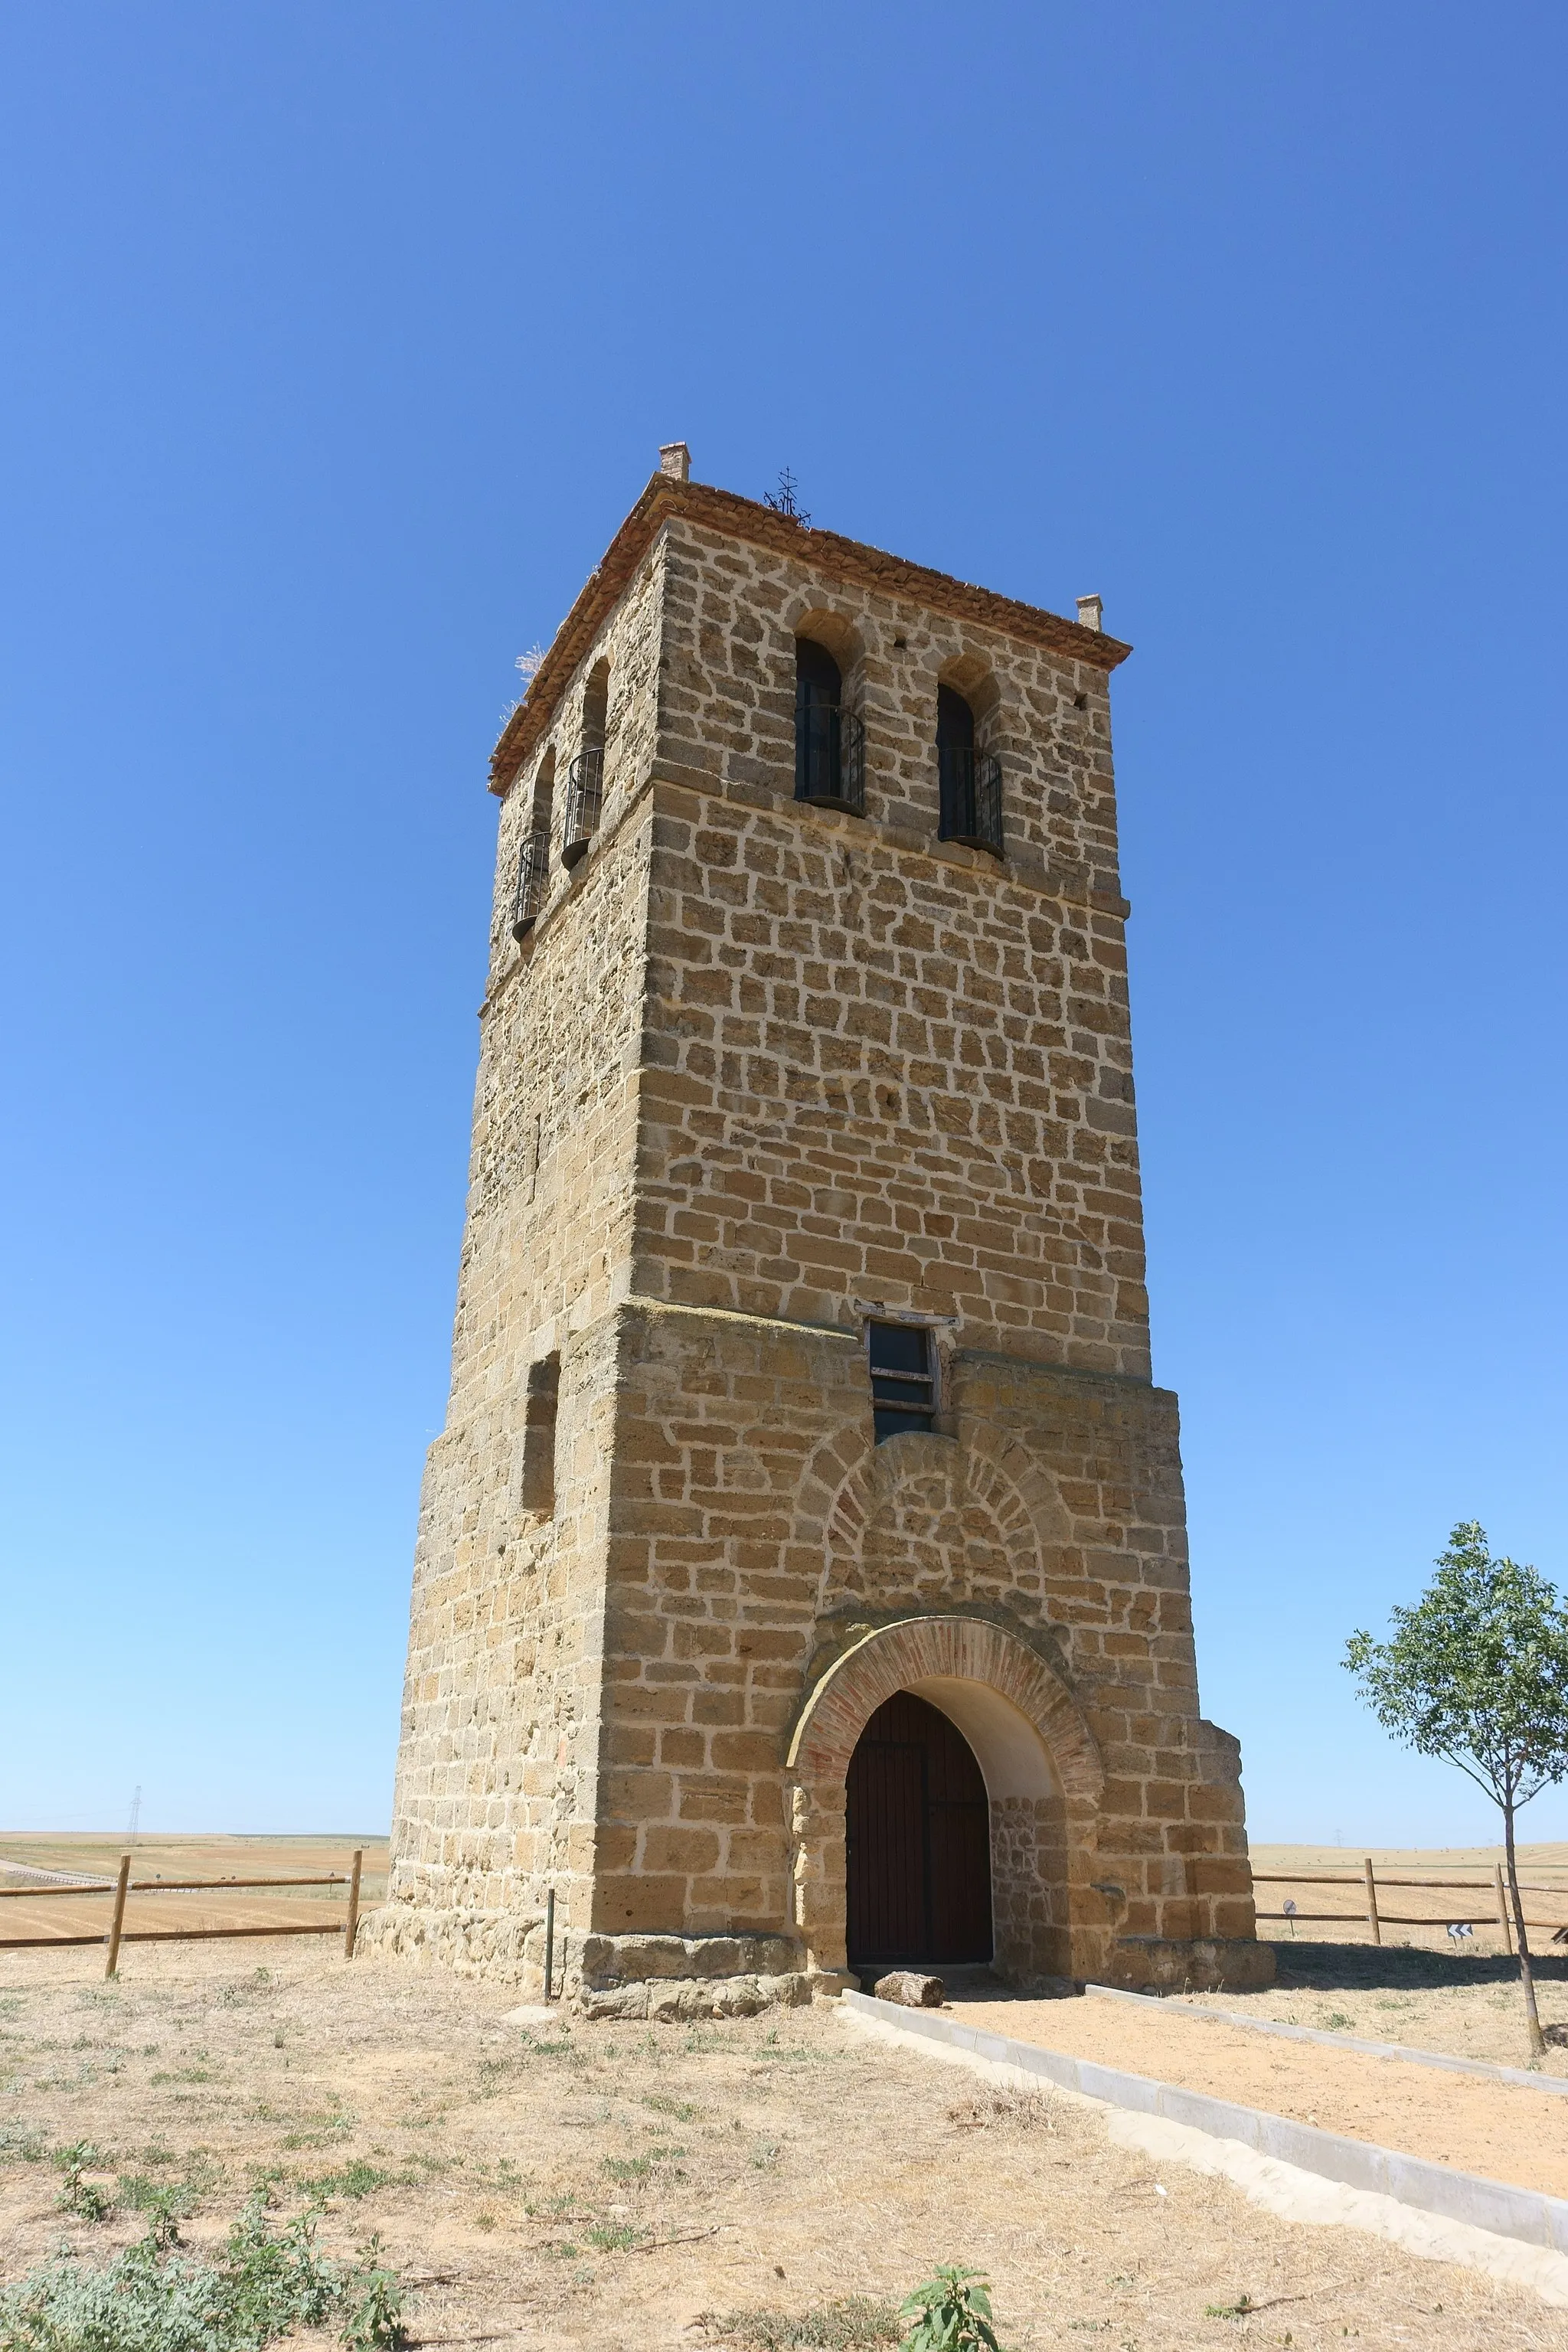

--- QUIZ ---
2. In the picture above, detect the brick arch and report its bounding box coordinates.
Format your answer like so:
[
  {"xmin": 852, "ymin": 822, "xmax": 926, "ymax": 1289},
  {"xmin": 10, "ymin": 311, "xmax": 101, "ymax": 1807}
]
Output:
[
  {"xmin": 783, "ymin": 1615, "xmax": 1103, "ymax": 1981},
  {"xmin": 808, "ymin": 1423, "xmax": 1070, "ymax": 1619},
  {"xmin": 787, "ymin": 1615, "xmax": 1102, "ymax": 1804}
]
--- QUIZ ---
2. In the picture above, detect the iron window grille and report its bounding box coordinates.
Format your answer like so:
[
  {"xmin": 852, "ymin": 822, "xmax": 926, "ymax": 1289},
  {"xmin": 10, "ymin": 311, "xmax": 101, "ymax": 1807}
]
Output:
[
  {"xmin": 561, "ymin": 746, "xmax": 604, "ymax": 868},
  {"xmin": 867, "ymin": 1320, "xmax": 937, "ymax": 1442},
  {"xmin": 510, "ymin": 831, "xmax": 548, "ymax": 942},
  {"xmin": 796, "ymin": 702, "xmax": 866, "ymax": 813},
  {"xmin": 939, "ymin": 745, "xmax": 1004, "ymax": 856}
]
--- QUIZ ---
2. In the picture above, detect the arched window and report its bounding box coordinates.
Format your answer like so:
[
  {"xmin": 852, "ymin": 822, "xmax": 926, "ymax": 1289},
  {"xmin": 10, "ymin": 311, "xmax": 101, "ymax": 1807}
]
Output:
[
  {"xmin": 563, "ymin": 661, "xmax": 609, "ymax": 867},
  {"xmin": 936, "ymin": 683, "xmax": 1003, "ymax": 855},
  {"xmin": 511, "ymin": 748, "xmax": 554, "ymax": 942},
  {"xmin": 795, "ymin": 637, "xmax": 865, "ymax": 812}
]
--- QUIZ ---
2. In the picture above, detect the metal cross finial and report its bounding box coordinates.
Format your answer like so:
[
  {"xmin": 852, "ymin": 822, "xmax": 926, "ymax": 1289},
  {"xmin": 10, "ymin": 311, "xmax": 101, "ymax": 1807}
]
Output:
[{"xmin": 765, "ymin": 467, "xmax": 810, "ymax": 526}]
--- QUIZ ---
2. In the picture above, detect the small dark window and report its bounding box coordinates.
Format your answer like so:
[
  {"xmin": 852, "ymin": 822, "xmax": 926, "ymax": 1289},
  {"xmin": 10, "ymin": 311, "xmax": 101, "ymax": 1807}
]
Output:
[
  {"xmin": 563, "ymin": 662, "xmax": 609, "ymax": 868},
  {"xmin": 520, "ymin": 1352, "xmax": 560, "ymax": 1514},
  {"xmin": 511, "ymin": 750, "xmax": 554, "ymax": 942},
  {"xmin": 868, "ymin": 1321, "xmax": 936, "ymax": 1442},
  {"xmin": 936, "ymin": 684, "xmax": 1002, "ymax": 855},
  {"xmin": 795, "ymin": 638, "xmax": 864, "ymax": 813}
]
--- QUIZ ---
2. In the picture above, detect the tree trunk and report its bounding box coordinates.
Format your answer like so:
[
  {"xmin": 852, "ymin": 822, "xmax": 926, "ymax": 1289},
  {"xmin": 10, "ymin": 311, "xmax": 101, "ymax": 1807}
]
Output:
[{"xmin": 1504, "ymin": 1798, "xmax": 1546, "ymax": 2060}]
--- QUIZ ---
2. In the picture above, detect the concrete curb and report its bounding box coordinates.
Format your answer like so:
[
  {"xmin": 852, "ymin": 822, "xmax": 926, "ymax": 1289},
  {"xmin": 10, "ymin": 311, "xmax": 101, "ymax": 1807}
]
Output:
[
  {"xmin": 842, "ymin": 1990, "xmax": 1568, "ymax": 2255},
  {"xmin": 1084, "ymin": 1979, "xmax": 1568, "ymax": 2097}
]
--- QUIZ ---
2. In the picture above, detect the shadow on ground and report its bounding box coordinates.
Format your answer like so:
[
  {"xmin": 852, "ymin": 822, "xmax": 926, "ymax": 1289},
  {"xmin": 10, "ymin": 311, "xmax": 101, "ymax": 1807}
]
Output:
[{"xmin": 1263, "ymin": 1939, "xmax": 1568, "ymax": 1994}]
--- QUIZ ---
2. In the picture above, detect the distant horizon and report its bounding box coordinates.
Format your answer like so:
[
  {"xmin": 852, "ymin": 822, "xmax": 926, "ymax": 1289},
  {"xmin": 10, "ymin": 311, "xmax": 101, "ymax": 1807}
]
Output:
[{"xmin": 5, "ymin": 1827, "xmax": 1567, "ymax": 1860}]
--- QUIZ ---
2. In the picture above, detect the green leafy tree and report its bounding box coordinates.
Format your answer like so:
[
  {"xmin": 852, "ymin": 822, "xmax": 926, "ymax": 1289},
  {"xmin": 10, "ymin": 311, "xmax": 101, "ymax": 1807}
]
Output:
[
  {"xmin": 897, "ymin": 2265, "xmax": 1007, "ymax": 2352},
  {"xmin": 1344, "ymin": 1521, "xmax": 1568, "ymax": 2057}
]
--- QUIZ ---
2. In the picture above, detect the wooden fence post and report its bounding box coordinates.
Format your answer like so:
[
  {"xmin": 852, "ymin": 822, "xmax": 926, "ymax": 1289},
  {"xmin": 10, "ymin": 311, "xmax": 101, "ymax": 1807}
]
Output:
[
  {"xmin": 1364, "ymin": 1857, "xmax": 1382, "ymax": 1946},
  {"xmin": 344, "ymin": 1850, "xmax": 363, "ymax": 1960},
  {"xmin": 1494, "ymin": 1862, "xmax": 1514, "ymax": 1954},
  {"xmin": 105, "ymin": 1854, "xmax": 131, "ymax": 1978}
]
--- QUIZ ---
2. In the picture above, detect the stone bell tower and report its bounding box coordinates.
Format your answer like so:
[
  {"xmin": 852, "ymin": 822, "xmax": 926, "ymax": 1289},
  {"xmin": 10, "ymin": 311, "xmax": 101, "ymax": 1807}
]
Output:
[{"xmin": 365, "ymin": 444, "xmax": 1273, "ymax": 2011}]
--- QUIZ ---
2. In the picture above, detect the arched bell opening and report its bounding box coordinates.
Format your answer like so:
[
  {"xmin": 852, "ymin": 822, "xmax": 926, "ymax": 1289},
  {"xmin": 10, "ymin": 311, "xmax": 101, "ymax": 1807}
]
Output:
[{"xmin": 845, "ymin": 1691, "xmax": 992, "ymax": 1970}]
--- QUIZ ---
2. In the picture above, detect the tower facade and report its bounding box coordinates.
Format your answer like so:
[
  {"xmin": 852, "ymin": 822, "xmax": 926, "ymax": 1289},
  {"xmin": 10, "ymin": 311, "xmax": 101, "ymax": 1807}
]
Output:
[{"xmin": 368, "ymin": 449, "xmax": 1273, "ymax": 2011}]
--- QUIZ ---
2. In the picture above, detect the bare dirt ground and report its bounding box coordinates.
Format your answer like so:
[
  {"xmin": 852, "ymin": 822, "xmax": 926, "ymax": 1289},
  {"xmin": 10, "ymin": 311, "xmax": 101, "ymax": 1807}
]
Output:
[
  {"xmin": 4, "ymin": 1939, "xmax": 1566, "ymax": 2352},
  {"xmin": 953, "ymin": 1985, "xmax": 1568, "ymax": 2197},
  {"xmin": 1165, "ymin": 1939, "xmax": 1568, "ymax": 2081}
]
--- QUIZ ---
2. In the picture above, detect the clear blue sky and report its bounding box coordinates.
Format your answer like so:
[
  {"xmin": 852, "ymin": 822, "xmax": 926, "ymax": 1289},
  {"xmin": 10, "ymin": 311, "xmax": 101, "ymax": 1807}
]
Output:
[{"xmin": 2, "ymin": 5, "xmax": 1564, "ymax": 1847}]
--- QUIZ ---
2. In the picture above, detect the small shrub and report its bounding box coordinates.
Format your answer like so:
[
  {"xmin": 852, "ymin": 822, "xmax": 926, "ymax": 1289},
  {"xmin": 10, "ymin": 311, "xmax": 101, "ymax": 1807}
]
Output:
[
  {"xmin": 341, "ymin": 2237, "xmax": 405, "ymax": 2352},
  {"xmin": 0, "ymin": 2197, "xmax": 404, "ymax": 2352},
  {"xmin": 584, "ymin": 2222, "xmax": 641, "ymax": 2252},
  {"xmin": 0, "ymin": 2126, "xmax": 47, "ymax": 2165},
  {"xmin": 55, "ymin": 2144, "xmax": 113, "ymax": 2223},
  {"xmin": 897, "ymin": 2265, "xmax": 1008, "ymax": 2352},
  {"xmin": 1321, "ymin": 2013, "xmax": 1354, "ymax": 2033}
]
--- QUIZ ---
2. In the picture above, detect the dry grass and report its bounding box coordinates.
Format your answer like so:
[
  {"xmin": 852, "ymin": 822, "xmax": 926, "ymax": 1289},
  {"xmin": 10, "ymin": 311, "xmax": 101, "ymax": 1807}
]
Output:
[{"xmin": 2, "ymin": 1939, "xmax": 1564, "ymax": 2350}]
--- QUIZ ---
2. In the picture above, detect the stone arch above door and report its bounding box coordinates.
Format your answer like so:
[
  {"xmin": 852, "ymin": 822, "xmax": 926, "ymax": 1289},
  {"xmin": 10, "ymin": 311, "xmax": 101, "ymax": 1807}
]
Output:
[
  {"xmin": 806, "ymin": 1422, "xmax": 1073, "ymax": 1622},
  {"xmin": 784, "ymin": 1615, "xmax": 1103, "ymax": 1978}
]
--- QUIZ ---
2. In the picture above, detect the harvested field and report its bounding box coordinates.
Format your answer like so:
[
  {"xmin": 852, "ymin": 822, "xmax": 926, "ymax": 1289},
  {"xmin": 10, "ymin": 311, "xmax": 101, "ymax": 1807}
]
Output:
[
  {"xmin": 0, "ymin": 1834, "xmax": 387, "ymax": 1949},
  {"xmin": 2, "ymin": 1939, "xmax": 1565, "ymax": 2351},
  {"xmin": 1249, "ymin": 1841, "xmax": 1568, "ymax": 1958}
]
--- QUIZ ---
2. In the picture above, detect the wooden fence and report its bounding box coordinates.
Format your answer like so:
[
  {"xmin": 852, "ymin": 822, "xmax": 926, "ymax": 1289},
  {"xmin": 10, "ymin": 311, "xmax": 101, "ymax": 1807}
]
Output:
[
  {"xmin": 1253, "ymin": 1859, "xmax": 1568, "ymax": 1949},
  {"xmin": 0, "ymin": 1851, "xmax": 364, "ymax": 1976}
]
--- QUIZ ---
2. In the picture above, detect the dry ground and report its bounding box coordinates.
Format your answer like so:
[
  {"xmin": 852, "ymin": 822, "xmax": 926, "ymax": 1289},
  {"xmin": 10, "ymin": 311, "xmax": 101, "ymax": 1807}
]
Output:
[
  {"xmin": 1163, "ymin": 1939, "xmax": 1568, "ymax": 2079},
  {"xmin": 956, "ymin": 1986, "xmax": 1568, "ymax": 2197},
  {"xmin": 3, "ymin": 1940, "xmax": 1566, "ymax": 2352}
]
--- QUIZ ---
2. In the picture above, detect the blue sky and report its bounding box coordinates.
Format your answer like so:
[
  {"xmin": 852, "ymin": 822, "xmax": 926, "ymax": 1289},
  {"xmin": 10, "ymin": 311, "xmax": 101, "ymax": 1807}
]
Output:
[{"xmin": 2, "ymin": 4, "xmax": 1563, "ymax": 1846}]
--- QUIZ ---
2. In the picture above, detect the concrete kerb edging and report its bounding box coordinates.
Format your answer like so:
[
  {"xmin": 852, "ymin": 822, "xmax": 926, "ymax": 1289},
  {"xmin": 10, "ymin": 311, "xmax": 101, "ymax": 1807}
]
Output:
[
  {"xmin": 841, "ymin": 1991, "xmax": 1568, "ymax": 2256},
  {"xmin": 1084, "ymin": 1979, "xmax": 1568, "ymax": 2097}
]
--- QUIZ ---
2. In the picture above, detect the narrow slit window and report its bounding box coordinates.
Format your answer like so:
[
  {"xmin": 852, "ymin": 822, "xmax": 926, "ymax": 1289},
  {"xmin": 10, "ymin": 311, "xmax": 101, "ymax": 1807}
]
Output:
[
  {"xmin": 519, "ymin": 1351, "xmax": 560, "ymax": 1514},
  {"xmin": 867, "ymin": 1321, "xmax": 936, "ymax": 1442}
]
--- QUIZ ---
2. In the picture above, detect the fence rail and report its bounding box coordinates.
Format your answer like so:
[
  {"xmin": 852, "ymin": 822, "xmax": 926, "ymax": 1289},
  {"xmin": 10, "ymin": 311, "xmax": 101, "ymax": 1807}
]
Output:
[
  {"xmin": 0, "ymin": 1852, "xmax": 364, "ymax": 1975},
  {"xmin": 1251, "ymin": 1859, "xmax": 1568, "ymax": 1949}
]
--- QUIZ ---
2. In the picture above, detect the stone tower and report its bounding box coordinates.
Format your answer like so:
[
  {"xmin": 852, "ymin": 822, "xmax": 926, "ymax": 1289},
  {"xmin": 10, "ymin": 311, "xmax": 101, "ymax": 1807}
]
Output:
[{"xmin": 368, "ymin": 446, "xmax": 1273, "ymax": 2011}]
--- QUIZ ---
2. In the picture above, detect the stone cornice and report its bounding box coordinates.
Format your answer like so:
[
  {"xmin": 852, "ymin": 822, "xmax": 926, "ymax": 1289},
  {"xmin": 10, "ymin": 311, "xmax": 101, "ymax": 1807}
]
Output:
[{"xmin": 488, "ymin": 476, "xmax": 1133, "ymax": 795}]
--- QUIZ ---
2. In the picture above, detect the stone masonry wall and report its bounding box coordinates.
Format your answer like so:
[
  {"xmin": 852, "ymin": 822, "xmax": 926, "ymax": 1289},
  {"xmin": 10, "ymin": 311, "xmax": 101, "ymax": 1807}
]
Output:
[
  {"xmin": 374, "ymin": 482, "xmax": 1268, "ymax": 1995},
  {"xmin": 637, "ymin": 515, "xmax": 1148, "ymax": 1374},
  {"xmin": 596, "ymin": 1299, "xmax": 1256, "ymax": 1978},
  {"xmin": 374, "ymin": 543, "xmax": 668, "ymax": 1972}
]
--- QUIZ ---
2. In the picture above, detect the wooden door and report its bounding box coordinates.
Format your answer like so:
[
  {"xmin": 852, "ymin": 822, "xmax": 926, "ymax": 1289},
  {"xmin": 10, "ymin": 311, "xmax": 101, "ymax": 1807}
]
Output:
[{"xmin": 845, "ymin": 1690, "xmax": 992, "ymax": 1967}]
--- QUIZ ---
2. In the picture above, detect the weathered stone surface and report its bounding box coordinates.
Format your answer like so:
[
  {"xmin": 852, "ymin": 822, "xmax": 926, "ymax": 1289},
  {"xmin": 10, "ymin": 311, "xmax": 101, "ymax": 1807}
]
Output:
[
  {"xmin": 1103, "ymin": 1937, "xmax": 1279, "ymax": 1994},
  {"xmin": 576, "ymin": 1971, "xmax": 812, "ymax": 2023},
  {"xmin": 873, "ymin": 1971, "xmax": 948, "ymax": 2008},
  {"xmin": 367, "ymin": 467, "xmax": 1274, "ymax": 2003}
]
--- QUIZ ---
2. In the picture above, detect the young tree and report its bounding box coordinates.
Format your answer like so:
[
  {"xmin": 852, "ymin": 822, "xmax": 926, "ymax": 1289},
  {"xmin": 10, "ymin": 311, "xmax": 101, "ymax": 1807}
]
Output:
[{"xmin": 1344, "ymin": 1521, "xmax": 1568, "ymax": 2058}]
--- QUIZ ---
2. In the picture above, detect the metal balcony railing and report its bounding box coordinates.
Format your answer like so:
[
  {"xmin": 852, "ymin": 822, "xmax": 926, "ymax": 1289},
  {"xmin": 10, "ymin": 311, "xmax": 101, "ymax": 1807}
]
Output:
[
  {"xmin": 509, "ymin": 831, "xmax": 548, "ymax": 942},
  {"xmin": 561, "ymin": 746, "xmax": 604, "ymax": 867},
  {"xmin": 939, "ymin": 746, "xmax": 1003, "ymax": 856},
  {"xmin": 795, "ymin": 705, "xmax": 866, "ymax": 814}
]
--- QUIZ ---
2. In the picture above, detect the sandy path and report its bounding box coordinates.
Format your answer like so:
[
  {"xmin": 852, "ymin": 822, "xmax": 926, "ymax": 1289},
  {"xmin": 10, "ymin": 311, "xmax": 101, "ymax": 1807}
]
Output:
[{"xmin": 956, "ymin": 1992, "xmax": 1568, "ymax": 2198}]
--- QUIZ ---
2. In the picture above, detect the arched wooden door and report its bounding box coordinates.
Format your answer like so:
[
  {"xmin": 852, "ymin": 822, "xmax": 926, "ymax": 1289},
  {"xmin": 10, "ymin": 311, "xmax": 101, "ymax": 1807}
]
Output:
[{"xmin": 844, "ymin": 1690, "xmax": 992, "ymax": 1968}]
